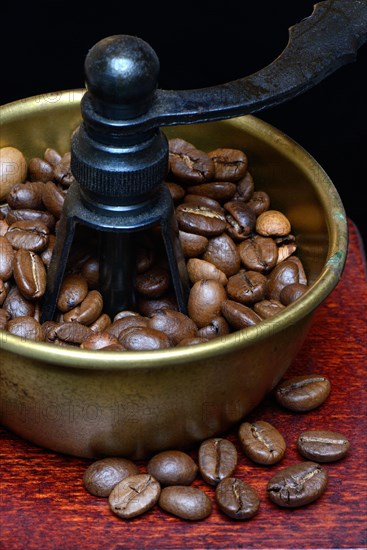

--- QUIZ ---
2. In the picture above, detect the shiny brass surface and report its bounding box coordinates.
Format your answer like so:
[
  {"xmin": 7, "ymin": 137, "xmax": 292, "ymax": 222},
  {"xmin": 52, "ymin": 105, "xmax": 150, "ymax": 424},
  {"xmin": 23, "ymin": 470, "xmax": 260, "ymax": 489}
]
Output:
[{"xmin": 0, "ymin": 91, "xmax": 348, "ymax": 459}]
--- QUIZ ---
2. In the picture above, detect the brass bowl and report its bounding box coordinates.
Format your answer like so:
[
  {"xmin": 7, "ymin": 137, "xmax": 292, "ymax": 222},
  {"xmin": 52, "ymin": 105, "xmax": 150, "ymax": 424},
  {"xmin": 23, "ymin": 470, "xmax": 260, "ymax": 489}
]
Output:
[{"xmin": 0, "ymin": 90, "xmax": 347, "ymax": 459}]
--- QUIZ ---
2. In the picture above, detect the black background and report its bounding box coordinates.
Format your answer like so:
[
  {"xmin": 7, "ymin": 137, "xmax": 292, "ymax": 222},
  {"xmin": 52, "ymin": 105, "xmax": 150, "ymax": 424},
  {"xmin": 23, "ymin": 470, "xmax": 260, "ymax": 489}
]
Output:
[{"xmin": 1, "ymin": 1, "xmax": 366, "ymax": 245}]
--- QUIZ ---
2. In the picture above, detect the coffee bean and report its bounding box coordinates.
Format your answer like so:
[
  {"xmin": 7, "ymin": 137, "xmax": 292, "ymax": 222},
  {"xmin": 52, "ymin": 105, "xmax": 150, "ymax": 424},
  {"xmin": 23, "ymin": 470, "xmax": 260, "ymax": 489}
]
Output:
[
  {"xmin": 287, "ymin": 256, "xmax": 308, "ymax": 285},
  {"xmin": 54, "ymin": 322, "xmax": 93, "ymax": 344},
  {"xmin": 83, "ymin": 458, "xmax": 139, "ymax": 497},
  {"xmin": 256, "ymin": 210, "xmax": 291, "ymax": 237},
  {"xmin": 188, "ymin": 279, "xmax": 227, "ymax": 328},
  {"xmin": 28, "ymin": 157, "xmax": 54, "ymax": 182},
  {"xmin": 0, "ymin": 234, "xmax": 15, "ymax": 280},
  {"xmin": 57, "ymin": 274, "xmax": 89, "ymax": 313},
  {"xmin": 6, "ymin": 219, "xmax": 49, "ymax": 252},
  {"xmin": 13, "ymin": 248, "xmax": 47, "ymax": 300},
  {"xmin": 40, "ymin": 234, "xmax": 56, "ymax": 268},
  {"xmin": 235, "ymin": 171, "xmax": 254, "ymax": 201},
  {"xmin": 7, "ymin": 316, "xmax": 44, "ymax": 342},
  {"xmin": 147, "ymin": 308, "xmax": 198, "ymax": 346},
  {"xmin": 42, "ymin": 181, "xmax": 65, "ymax": 218},
  {"xmin": 224, "ymin": 201, "xmax": 256, "ymax": 239},
  {"xmin": 53, "ymin": 152, "xmax": 75, "ymax": 187},
  {"xmin": 80, "ymin": 257, "xmax": 99, "ymax": 289},
  {"xmin": 246, "ymin": 190, "xmax": 270, "ymax": 215},
  {"xmin": 279, "ymin": 283, "xmax": 308, "ymax": 305},
  {"xmin": 216, "ymin": 477, "xmax": 260, "ymax": 520},
  {"xmin": 202, "ymin": 233, "xmax": 241, "ymax": 277},
  {"xmin": 175, "ymin": 204, "xmax": 227, "ymax": 237},
  {"xmin": 0, "ymin": 280, "xmax": 7, "ymax": 306},
  {"xmin": 267, "ymin": 461, "xmax": 328, "ymax": 508},
  {"xmin": 0, "ymin": 218, "xmax": 9, "ymax": 237},
  {"xmin": 109, "ymin": 474, "xmax": 161, "ymax": 519},
  {"xmin": 267, "ymin": 260, "xmax": 300, "ymax": 301},
  {"xmin": 167, "ymin": 181, "xmax": 185, "ymax": 204},
  {"xmin": 254, "ymin": 299, "xmax": 285, "ymax": 319},
  {"xmin": 89, "ymin": 313, "xmax": 111, "ymax": 333},
  {"xmin": 44, "ymin": 148, "xmax": 62, "ymax": 167},
  {"xmin": 169, "ymin": 138, "xmax": 214, "ymax": 183},
  {"xmin": 197, "ymin": 316, "xmax": 230, "ymax": 340},
  {"xmin": 135, "ymin": 265, "xmax": 171, "ymax": 298},
  {"xmin": 186, "ymin": 182, "xmax": 237, "ymax": 202},
  {"xmin": 147, "ymin": 450, "xmax": 198, "ymax": 486},
  {"xmin": 0, "ymin": 308, "xmax": 10, "ymax": 330},
  {"xmin": 276, "ymin": 243, "xmax": 297, "ymax": 264},
  {"xmin": 137, "ymin": 294, "xmax": 178, "ymax": 317},
  {"xmin": 118, "ymin": 326, "xmax": 171, "ymax": 350},
  {"xmin": 297, "ymin": 430, "xmax": 350, "ymax": 462},
  {"xmin": 3, "ymin": 286, "xmax": 36, "ymax": 319},
  {"xmin": 6, "ymin": 208, "xmax": 57, "ymax": 231},
  {"xmin": 177, "ymin": 336, "xmax": 209, "ymax": 346},
  {"xmin": 186, "ymin": 258, "xmax": 228, "ymax": 286},
  {"xmin": 198, "ymin": 438, "xmax": 238, "ymax": 485},
  {"xmin": 184, "ymin": 194, "xmax": 224, "ymax": 213},
  {"xmin": 238, "ymin": 235, "xmax": 278, "ymax": 273},
  {"xmin": 178, "ymin": 230, "xmax": 209, "ymax": 258},
  {"xmin": 221, "ymin": 299, "xmax": 262, "ymax": 329},
  {"xmin": 63, "ymin": 290, "xmax": 103, "ymax": 324},
  {"xmin": 238, "ymin": 420, "xmax": 286, "ymax": 465},
  {"xmin": 107, "ymin": 314, "xmax": 148, "ymax": 338},
  {"xmin": 275, "ymin": 374, "xmax": 331, "ymax": 412},
  {"xmin": 81, "ymin": 331, "xmax": 120, "ymax": 350},
  {"xmin": 159, "ymin": 486, "xmax": 212, "ymax": 520},
  {"xmin": 208, "ymin": 148, "xmax": 248, "ymax": 182},
  {"xmin": 226, "ymin": 270, "xmax": 267, "ymax": 305}
]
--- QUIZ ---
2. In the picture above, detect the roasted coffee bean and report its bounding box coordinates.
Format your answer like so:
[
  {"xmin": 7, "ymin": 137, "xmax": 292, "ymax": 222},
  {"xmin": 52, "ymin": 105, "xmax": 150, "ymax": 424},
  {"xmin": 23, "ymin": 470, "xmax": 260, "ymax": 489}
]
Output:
[
  {"xmin": 175, "ymin": 204, "xmax": 227, "ymax": 237},
  {"xmin": 267, "ymin": 461, "xmax": 328, "ymax": 508},
  {"xmin": 275, "ymin": 374, "xmax": 331, "ymax": 412},
  {"xmin": 3, "ymin": 286, "xmax": 36, "ymax": 319},
  {"xmin": 179, "ymin": 230, "xmax": 208, "ymax": 258},
  {"xmin": 0, "ymin": 146, "xmax": 27, "ymax": 201},
  {"xmin": 202, "ymin": 233, "xmax": 241, "ymax": 277},
  {"xmin": 238, "ymin": 235, "xmax": 278, "ymax": 273},
  {"xmin": 109, "ymin": 474, "xmax": 161, "ymax": 519},
  {"xmin": 135, "ymin": 265, "xmax": 171, "ymax": 298},
  {"xmin": 183, "ymin": 194, "xmax": 224, "ymax": 213},
  {"xmin": 208, "ymin": 148, "xmax": 248, "ymax": 181},
  {"xmin": 42, "ymin": 320, "xmax": 59, "ymax": 342},
  {"xmin": 0, "ymin": 218, "xmax": 8, "ymax": 236},
  {"xmin": 198, "ymin": 438, "xmax": 237, "ymax": 485},
  {"xmin": 246, "ymin": 190, "xmax": 270, "ymax": 215},
  {"xmin": 224, "ymin": 201, "xmax": 256, "ymax": 239},
  {"xmin": 238, "ymin": 420, "xmax": 286, "ymax": 465},
  {"xmin": 7, "ymin": 315, "xmax": 44, "ymax": 342},
  {"xmin": 267, "ymin": 260, "xmax": 300, "ymax": 301},
  {"xmin": 80, "ymin": 257, "xmax": 99, "ymax": 289},
  {"xmin": 0, "ymin": 308, "xmax": 10, "ymax": 329},
  {"xmin": 167, "ymin": 181, "xmax": 185, "ymax": 204},
  {"xmin": 63, "ymin": 290, "xmax": 103, "ymax": 325},
  {"xmin": 0, "ymin": 234, "xmax": 15, "ymax": 280},
  {"xmin": 188, "ymin": 279, "xmax": 227, "ymax": 328},
  {"xmin": 6, "ymin": 208, "xmax": 57, "ymax": 231},
  {"xmin": 40, "ymin": 234, "xmax": 56, "ymax": 267},
  {"xmin": 118, "ymin": 326, "xmax": 171, "ymax": 350},
  {"xmin": 54, "ymin": 322, "xmax": 93, "ymax": 344},
  {"xmin": 221, "ymin": 299, "xmax": 262, "ymax": 329},
  {"xmin": 135, "ymin": 243, "xmax": 155, "ymax": 274},
  {"xmin": 44, "ymin": 148, "xmax": 62, "ymax": 167},
  {"xmin": 159, "ymin": 486, "xmax": 212, "ymax": 520},
  {"xmin": 0, "ymin": 280, "xmax": 6, "ymax": 306},
  {"xmin": 83, "ymin": 458, "xmax": 139, "ymax": 497},
  {"xmin": 41, "ymin": 181, "xmax": 65, "ymax": 218},
  {"xmin": 226, "ymin": 270, "xmax": 267, "ymax": 305},
  {"xmin": 287, "ymin": 256, "xmax": 308, "ymax": 285},
  {"xmin": 148, "ymin": 308, "xmax": 198, "ymax": 346},
  {"xmin": 13, "ymin": 248, "xmax": 47, "ymax": 300},
  {"xmin": 137, "ymin": 294, "xmax": 178, "ymax": 317},
  {"xmin": 178, "ymin": 336, "xmax": 209, "ymax": 346},
  {"xmin": 6, "ymin": 181, "xmax": 45, "ymax": 210},
  {"xmin": 147, "ymin": 450, "xmax": 198, "ymax": 486},
  {"xmin": 254, "ymin": 299, "xmax": 285, "ymax": 319},
  {"xmin": 53, "ymin": 152, "xmax": 75, "ymax": 187},
  {"xmin": 6, "ymin": 219, "xmax": 49, "ymax": 252},
  {"xmin": 186, "ymin": 258, "xmax": 228, "ymax": 285},
  {"xmin": 107, "ymin": 314, "xmax": 148, "ymax": 338},
  {"xmin": 235, "ymin": 171, "xmax": 255, "ymax": 201},
  {"xmin": 169, "ymin": 138, "xmax": 214, "ymax": 183},
  {"xmin": 216, "ymin": 477, "xmax": 260, "ymax": 520},
  {"xmin": 197, "ymin": 316, "xmax": 230, "ymax": 340},
  {"xmin": 297, "ymin": 430, "xmax": 350, "ymax": 462},
  {"xmin": 89, "ymin": 313, "xmax": 112, "ymax": 333},
  {"xmin": 256, "ymin": 210, "xmax": 291, "ymax": 237},
  {"xmin": 186, "ymin": 182, "xmax": 237, "ymax": 202},
  {"xmin": 57, "ymin": 274, "xmax": 89, "ymax": 313},
  {"xmin": 28, "ymin": 157, "xmax": 54, "ymax": 182},
  {"xmin": 279, "ymin": 283, "xmax": 308, "ymax": 305},
  {"xmin": 276, "ymin": 243, "xmax": 297, "ymax": 264}
]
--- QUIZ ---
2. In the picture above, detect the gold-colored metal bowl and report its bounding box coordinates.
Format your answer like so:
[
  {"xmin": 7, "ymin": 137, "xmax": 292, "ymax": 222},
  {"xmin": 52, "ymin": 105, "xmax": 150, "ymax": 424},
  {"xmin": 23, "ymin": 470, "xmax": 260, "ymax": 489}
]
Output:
[{"xmin": 0, "ymin": 90, "xmax": 347, "ymax": 459}]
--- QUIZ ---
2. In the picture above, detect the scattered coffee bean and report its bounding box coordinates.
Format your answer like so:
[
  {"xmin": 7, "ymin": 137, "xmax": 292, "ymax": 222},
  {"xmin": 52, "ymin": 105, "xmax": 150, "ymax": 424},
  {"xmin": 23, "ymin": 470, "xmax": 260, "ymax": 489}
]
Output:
[
  {"xmin": 239, "ymin": 420, "xmax": 286, "ymax": 465},
  {"xmin": 159, "ymin": 486, "xmax": 212, "ymax": 520},
  {"xmin": 275, "ymin": 374, "xmax": 331, "ymax": 412},
  {"xmin": 216, "ymin": 477, "xmax": 260, "ymax": 520},
  {"xmin": 297, "ymin": 430, "xmax": 350, "ymax": 462},
  {"xmin": 147, "ymin": 450, "xmax": 198, "ymax": 486},
  {"xmin": 267, "ymin": 461, "xmax": 328, "ymax": 508},
  {"xmin": 198, "ymin": 438, "xmax": 238, "ymax": 485},
  {"xmin": 83, "ymin": 458, "xmax": 139, "ymax": 497},
  {"xmin": 109, "ymin": 474, "xmax": 161, "ymax": 519}
]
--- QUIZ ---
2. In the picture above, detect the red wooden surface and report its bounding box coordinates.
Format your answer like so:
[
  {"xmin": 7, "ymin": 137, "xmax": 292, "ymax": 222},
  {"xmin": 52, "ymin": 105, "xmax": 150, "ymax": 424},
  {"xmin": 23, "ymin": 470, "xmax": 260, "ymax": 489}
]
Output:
[{"xmin": 1, "ymin": 220, "xmax": 366, "ymax": 550}]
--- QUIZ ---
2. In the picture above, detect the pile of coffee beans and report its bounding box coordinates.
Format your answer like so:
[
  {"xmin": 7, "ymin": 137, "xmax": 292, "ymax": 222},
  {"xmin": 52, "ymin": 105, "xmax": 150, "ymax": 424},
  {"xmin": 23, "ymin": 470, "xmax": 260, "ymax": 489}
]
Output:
[
  {"xmin": 0, "ymin": 138, "xmax": 309, "ymax": 349},
  {"xmin": 82, "ymin": 373, "xmax": 349, "ymax": 521}
]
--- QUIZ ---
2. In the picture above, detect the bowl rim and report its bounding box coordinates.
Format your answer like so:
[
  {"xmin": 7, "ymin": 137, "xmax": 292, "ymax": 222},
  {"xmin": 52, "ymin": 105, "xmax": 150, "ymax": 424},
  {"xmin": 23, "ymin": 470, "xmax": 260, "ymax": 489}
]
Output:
[{"xmin": 0, "ymin": 91, "xmax": 348, "ymax": 370}]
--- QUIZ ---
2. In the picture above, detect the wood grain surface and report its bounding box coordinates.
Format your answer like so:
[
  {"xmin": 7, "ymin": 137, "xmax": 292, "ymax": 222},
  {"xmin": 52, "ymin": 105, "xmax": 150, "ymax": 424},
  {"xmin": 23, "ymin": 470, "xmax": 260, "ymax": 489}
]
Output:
[{"xmin": 1, "ymin": 220, "xmax": 366, "ymax": 550}]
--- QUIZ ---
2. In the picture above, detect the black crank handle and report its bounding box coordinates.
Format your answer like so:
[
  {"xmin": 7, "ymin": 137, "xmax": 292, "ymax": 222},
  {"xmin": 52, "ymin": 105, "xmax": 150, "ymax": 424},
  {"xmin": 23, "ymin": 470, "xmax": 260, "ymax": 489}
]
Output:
[{"xmin": 84, "ymin": 0, "xmax": 366, "ymax": 134}]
